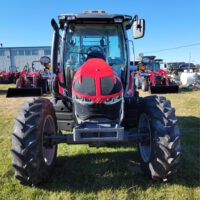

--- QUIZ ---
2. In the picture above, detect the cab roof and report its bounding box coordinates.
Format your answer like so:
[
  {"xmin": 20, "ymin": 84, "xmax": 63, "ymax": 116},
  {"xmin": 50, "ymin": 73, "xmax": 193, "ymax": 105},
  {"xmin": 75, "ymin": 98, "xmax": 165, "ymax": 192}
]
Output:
[{"xmin": 58, "ymin": 10, "xmax": 133, "ymax": 29}]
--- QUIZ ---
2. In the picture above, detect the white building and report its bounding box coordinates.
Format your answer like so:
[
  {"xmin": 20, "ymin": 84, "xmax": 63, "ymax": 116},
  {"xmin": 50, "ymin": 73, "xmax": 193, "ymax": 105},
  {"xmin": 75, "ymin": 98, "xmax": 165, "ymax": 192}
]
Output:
[{"xmin": 0, "ymin": 46, "xmax": 51, "ymax": 72}]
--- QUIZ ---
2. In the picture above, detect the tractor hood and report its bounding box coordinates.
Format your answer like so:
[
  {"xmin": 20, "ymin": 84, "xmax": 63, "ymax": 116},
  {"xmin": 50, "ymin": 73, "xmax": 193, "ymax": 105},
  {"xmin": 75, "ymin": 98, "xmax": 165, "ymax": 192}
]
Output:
[{"xmin": 72, "ymin": 58, "xmax": 123, "ymax": 104}]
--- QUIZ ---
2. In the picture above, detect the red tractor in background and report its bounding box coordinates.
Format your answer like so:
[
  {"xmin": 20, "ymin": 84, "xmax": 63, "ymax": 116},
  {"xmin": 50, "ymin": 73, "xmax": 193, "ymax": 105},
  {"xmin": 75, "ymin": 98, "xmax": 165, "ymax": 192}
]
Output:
[
  {"xmin": 0, "ymin": 70, "xmax": 13, "ymax": 83},
  {"xmin": 0, "ymin": 66, "xmax": 19, "ymax": 83},
  {"xmin": 9, "ymin": 11, "xmax": 181, "ymax": 186},
  {"xmin": 135, "ymin": 56, "xmax": 179, "ymax": 93},
  {"xmin": 7, "ymin": 56, "xmax": 51, "ymax": 97}
]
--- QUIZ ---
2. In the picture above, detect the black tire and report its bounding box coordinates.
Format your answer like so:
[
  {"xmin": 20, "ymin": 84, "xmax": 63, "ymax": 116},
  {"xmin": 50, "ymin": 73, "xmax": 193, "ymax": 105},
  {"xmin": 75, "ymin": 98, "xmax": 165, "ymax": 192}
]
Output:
[
  {"xmin": 138, "ymin": 96, "xmax": 181, "ymax": 181},
  {"xmin": 16, "ymin": 78, "xmax": 20, "ymax": 88},
  {"xmin": 142, "ymin": 77, "xmax": 148, "ymax": 91},
  {"xmin": 11, "ymin": 98, "xmax": 57, "ymax": 186},
  {"xmin": 41, "ymin": 79, "xmax": 48, "ymax": 93}
]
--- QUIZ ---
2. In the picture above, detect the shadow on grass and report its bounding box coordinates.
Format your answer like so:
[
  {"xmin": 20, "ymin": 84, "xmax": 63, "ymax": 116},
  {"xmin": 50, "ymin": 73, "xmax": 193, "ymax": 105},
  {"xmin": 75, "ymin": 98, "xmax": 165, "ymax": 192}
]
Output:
[
  {"xmin": 43, "ymin": 151, "xmax": 154, "ymax": 192},
  {"xmin": 40, "ymin": 116, "xmax": 200, "ymax": 192}
]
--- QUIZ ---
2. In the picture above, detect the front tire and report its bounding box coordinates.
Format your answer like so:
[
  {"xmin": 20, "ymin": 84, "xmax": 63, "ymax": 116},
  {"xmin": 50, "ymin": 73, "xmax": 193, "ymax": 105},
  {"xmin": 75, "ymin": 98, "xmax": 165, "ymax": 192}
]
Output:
[
  {"xmin": 11, "ymin": 98, "xmax": 57, "ymax": 186},
  {"xmin": 138, "ymin": 96, "xmax": 181, "ymax": 181}
]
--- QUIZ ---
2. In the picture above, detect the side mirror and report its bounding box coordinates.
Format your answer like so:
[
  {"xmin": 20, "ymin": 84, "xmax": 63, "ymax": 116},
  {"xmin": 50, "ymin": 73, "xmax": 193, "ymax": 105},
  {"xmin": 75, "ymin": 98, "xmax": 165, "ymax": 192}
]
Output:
[
  {"xmin": 133, "ymin": 15, "xmax": 145, "ymax": 39},
  {"xmin": 40, "ymin": 56, "xmax": 51, "ymax": 67}
]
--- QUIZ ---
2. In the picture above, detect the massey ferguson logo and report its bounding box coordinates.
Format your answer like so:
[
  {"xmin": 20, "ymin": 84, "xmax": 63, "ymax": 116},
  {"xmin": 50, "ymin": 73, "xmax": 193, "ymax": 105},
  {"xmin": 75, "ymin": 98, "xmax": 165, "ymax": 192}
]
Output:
[{"xmin": 95, "ymin": 98, "xmax": 102, "ymax": 103}]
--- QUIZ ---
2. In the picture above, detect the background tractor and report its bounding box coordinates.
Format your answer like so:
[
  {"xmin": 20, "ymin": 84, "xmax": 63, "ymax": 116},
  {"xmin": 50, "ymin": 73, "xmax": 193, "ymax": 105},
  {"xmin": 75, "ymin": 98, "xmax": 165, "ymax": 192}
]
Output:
[
  {"xmin": 0, "ymin": 66, "xmax": 19, "ymax": 83},
  {"xmin": 135, "ymin": 56, "xmax": 179, "ymax": 93},
  {"xmin": 10, "ymin": 11, "xmax": 181, "ymax": 186},
  {"xmin": 7, "ymin": 56, "xmax": 51, "ymax": 97}
]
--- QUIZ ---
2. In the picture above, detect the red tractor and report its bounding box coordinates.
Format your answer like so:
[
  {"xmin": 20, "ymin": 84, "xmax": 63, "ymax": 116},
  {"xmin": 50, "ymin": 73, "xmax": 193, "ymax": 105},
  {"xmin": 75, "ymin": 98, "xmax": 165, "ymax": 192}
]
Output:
[
  {"xmin": 10, "ymin": 11, "xmax": 181, "ymax": 186},
  {"xmin": 0, "ymin": 70, "xmax": 13, "ymax": 83},
  {"xmin": 0, "ymin": 66, "xmax": 19, "ymax": 83},
  {"xmin": 135, "ymin": 56, "xmax": 179, "ymax": 93},
  {"xmin": 7, "ymin": 56, "xmax": 51, "ymax": 97}
]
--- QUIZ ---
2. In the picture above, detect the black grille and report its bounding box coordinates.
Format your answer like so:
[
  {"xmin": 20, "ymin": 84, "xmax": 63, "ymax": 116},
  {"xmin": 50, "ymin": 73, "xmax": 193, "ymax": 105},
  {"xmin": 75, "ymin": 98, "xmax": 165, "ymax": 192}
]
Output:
[
  {"xmin": 74, "ymin": 77, "xmax": 96, "ymax": 95},
  {"xmin": 100, "ymin": 76, "xmax": 121, "ymax": 95}
]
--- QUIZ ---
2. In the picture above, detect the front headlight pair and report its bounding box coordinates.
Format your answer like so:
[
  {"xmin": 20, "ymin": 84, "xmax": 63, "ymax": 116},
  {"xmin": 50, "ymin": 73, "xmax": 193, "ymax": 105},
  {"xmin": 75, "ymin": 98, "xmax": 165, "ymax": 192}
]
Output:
[{"xmin": 74, "ymin": 94, "xmax": 122, "ymax": 105}]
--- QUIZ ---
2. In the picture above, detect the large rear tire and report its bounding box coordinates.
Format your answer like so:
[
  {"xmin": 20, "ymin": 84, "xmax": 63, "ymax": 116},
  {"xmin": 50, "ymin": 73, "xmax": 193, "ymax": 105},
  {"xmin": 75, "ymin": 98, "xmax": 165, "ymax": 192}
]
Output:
[
  {"xmin": 138, "ymin": 96, "xmax": 181, "ymax": 181},
  {"xmin": 12, "ymin": 98, "xmax": 57, "ymax": 186}
]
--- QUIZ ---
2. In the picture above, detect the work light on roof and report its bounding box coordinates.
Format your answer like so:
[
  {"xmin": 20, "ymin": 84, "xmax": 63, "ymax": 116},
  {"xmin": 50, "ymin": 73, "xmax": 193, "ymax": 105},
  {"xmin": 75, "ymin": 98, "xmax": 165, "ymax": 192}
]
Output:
[
  {"xmin": 84, "ymin": 10, "xmax": 107, "ymax": 14},
  {"xmin": 67, "ymin": 16, "xmax": 76, "ymax": 20},
  {"xmin": 114, "ymin": 18, "xmax": 123, "ymax": 23}
]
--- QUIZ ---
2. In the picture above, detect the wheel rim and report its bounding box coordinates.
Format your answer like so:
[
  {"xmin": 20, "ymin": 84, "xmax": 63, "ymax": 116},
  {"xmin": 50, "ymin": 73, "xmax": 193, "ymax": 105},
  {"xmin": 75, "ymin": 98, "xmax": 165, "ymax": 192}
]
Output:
[
  {"xmin": 42, "ymin": 115, "xmax": 56, "ymax": 166},
  {"xmin": 138, "ymin": 113, "xmax": 152, "ymax": 162}
]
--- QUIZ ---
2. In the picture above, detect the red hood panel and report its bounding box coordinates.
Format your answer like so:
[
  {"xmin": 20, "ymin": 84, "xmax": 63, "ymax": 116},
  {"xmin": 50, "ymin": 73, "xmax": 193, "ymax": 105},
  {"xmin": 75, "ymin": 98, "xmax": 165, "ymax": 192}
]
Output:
[
  {"xmin": 75, "ymin": 58, "xmax": 115, "ymax": 78},
  {"xmin": 72, "ymin": 58, "xmax": 123, "ymax": 104}
]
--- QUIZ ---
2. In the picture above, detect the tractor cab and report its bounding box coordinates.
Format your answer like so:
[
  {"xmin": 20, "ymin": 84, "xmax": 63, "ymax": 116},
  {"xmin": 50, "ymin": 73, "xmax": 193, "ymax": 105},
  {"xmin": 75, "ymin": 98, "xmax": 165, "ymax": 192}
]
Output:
[
  {"xmin": 140, "ymin": 56, "xmax": 161, "ymax": 72},
  {"xmin": 64, "ymin": 23, "xmax": 127, "ymax": 78},
  {"xmin": 51, "ymin": 11, "xmax": 145, "ymax": 98}
]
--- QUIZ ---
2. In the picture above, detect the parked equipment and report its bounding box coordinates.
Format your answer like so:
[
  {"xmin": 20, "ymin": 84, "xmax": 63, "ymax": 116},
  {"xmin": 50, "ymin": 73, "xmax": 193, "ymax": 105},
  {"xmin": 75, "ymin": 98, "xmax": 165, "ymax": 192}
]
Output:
[
  {"xmin": 0, "ymin": 70, "xmax": 13, "ymax": 83},
  {"xmin": 135, "ymin": 56, "xmax": 179, "ymax": 93},
  {"xmin": 0, "ymin": 66, "xmax": 19, "ymax": 83},
  {"xmin": 11, "ymin": 11, "xmax": 181, "ymax": 186},
  {"xmin": 6, "ymin": 56, "xmax": 51, "ymax": 97}
]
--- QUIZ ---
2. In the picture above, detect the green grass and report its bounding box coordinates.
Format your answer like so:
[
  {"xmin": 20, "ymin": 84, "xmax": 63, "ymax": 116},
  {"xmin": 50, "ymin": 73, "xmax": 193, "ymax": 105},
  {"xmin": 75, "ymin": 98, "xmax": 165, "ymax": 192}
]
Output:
[{"xmin": 0, "ymin": 84, "xmax": 200, "ymax": 200}]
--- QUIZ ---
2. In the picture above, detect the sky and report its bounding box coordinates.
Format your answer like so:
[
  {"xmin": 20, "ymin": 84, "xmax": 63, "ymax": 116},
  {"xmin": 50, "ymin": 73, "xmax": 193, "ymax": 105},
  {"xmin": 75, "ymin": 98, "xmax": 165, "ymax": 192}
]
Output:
[{"xmin": 0, "ymin": 0, "xmax": 200, "ymax": 64}]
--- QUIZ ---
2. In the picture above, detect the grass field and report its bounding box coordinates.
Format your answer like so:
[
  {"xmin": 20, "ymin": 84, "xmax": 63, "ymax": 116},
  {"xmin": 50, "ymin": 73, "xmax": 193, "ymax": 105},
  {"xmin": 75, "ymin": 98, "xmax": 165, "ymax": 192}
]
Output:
[{"xmin": 0, "ymin": 84, "xmax": 199, "ymax": 200}]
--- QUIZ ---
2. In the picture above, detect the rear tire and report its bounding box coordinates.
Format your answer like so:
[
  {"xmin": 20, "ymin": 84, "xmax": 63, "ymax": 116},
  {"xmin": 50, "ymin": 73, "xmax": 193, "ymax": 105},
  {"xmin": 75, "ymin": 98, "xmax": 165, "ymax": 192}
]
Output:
[
  {"xmin": 12, "ymin": 98, "xmax": 57, "ymax": 186},
  {"xmin": 138, "ymin": 96, "xmax": 181, "ymax": 181}
]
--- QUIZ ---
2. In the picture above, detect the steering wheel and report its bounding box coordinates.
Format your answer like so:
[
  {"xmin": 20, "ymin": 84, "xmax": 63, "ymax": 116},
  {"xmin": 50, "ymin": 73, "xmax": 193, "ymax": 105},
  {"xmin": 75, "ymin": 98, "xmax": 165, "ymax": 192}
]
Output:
[
  {"xmin": 86, "ymin": 46, "xmax": 105, "ymax": 60},
  {"xmin": 87, "ymin": 46, "xmax": 104, "ymax": 55}
]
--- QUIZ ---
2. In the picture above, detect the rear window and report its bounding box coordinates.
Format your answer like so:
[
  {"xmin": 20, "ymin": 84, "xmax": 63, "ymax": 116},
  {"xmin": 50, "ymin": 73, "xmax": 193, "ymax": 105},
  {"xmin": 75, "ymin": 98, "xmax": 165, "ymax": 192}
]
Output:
[
  {"xmin": 100, "ymin": 76, "xmax": 121, "ymax": 95},
  {"xmin": 74, "ymin": 77, "xmax": 96, "ymax": 96}
]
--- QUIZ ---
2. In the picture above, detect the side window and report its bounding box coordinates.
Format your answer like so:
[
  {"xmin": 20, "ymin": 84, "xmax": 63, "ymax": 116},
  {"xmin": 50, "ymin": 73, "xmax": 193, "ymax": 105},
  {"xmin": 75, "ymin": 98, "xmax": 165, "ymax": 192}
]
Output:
[
  {"xmin": 12, "ymin": 50, "xmax": 18, "ymax": 56},
  {"xmin": 18, "ymin": 50, "xmax": 24, "ymax": 56},
  {"xmin": 44, "ymin": 49, "xmax": 51, "ymax": 55},
  {"xmin": 25, "ymin": 50, "xmax": 31, "ymax": 56},
  {"xmin": 32, "ymin": 49, "xmax": 38, "ymax": 55},
  {"xmin": 109, "ymin": 35, "xmax": 120, "ymax": 58}
]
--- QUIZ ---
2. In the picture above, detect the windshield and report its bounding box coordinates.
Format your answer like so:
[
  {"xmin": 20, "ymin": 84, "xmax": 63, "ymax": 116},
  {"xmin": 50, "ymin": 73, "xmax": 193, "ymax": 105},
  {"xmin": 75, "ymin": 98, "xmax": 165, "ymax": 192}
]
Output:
[
  {"xmin": 146, "ymin": 62, "xmax": 160, "ymax": 72},
  {"xmin": 63, "ymin": 24, "xmax": 127, "ymax": 71}
]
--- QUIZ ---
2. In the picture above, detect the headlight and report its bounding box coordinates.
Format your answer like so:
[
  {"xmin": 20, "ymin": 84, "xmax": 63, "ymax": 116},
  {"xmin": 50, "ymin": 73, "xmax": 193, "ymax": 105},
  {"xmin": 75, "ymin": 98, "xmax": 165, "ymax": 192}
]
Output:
[
  {"xmin": 74, "ymin": 95, "xmax": 94, "ymax": 105},
  {"xmin": 103, "ymin": 94, "xmax": 122, "ymax": 105}
]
